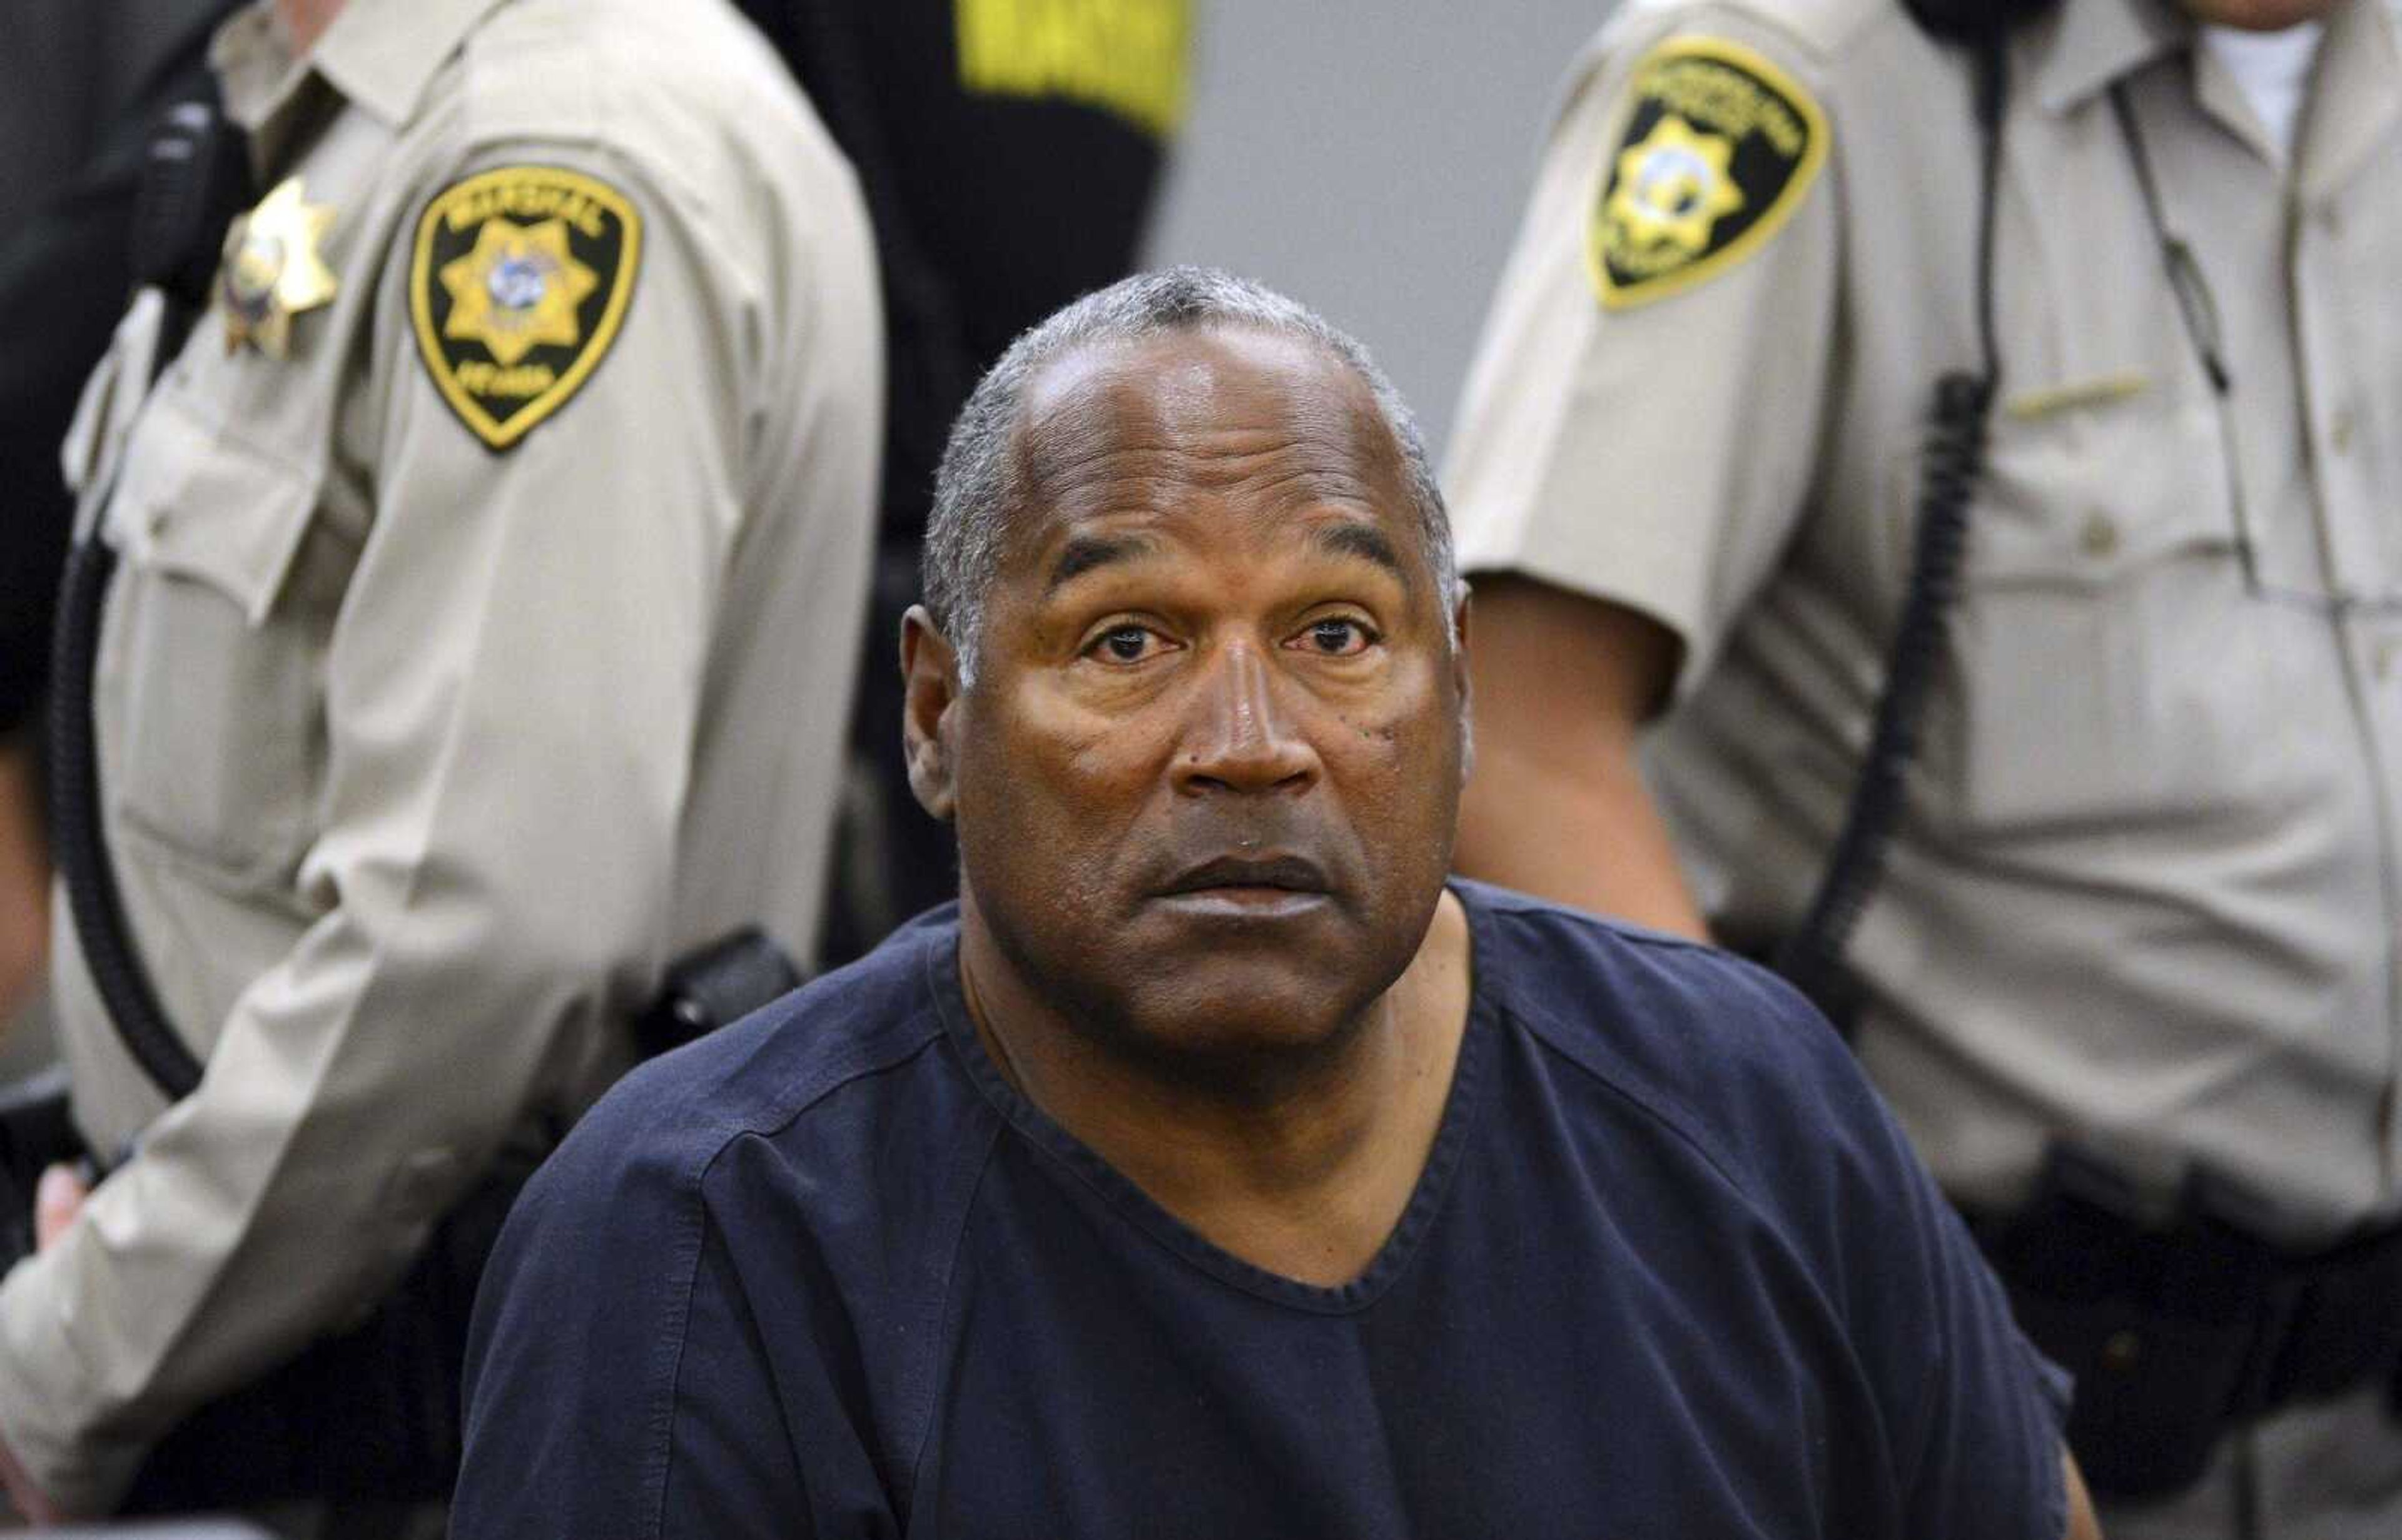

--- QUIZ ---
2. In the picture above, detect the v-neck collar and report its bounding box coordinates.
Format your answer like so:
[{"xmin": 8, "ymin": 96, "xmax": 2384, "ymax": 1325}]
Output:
[{"xmin": 929, "ymin": 884, "xmax": 1498, "ymax": 1316}]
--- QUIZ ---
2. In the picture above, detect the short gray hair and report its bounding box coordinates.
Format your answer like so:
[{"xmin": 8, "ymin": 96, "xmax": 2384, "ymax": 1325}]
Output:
[{"xmin": 922, "ymin": 266, "xmax": 1459, "ymax": 686}]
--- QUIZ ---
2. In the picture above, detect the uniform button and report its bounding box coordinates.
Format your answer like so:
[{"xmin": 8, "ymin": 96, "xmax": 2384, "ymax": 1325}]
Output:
[
  {"xmin": 2331, "ymin": 408, "xmax": 2357, "ymax": 455},
  {"xmin": 2080, "ymin": 512, "xmax": 2121, "ymax": 560},
  {"xmin": 2375, "ymin": 639, "xmax": 2398, "ymax": 681},
  {"xmin": 2317, "ymin": 204, "xmax": 2341, "ymax": 237},
  {"xmin": 144, "ymin": 507, "xmax": 168, "ymax": 537},
  {"xmin": 2101, "ymin": 1329, "xmax": 2144, "ymax": 1374}
]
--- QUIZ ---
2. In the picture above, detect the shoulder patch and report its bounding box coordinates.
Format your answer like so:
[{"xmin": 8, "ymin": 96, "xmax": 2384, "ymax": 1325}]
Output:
[
  {"xmin": 1586, "ymin": 37, "xmax": 1828, "ymax": 310},
  {"xmin": 408, "ymin": 166, "xmax": 642, "ymax": 451}
]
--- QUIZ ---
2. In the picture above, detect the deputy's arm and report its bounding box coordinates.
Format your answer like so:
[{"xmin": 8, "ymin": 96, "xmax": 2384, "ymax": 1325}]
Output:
[
  {"xmin": 0, "ymin": 143, "xmax": 868, "ymax": 1514},
  {"xmin": 1456, "ymin": 577, "xmax": 1704, "ymax": 937},
  {"xmin": 1442, "ymin": 14, "xmax": 1842, "ymax": 934}
]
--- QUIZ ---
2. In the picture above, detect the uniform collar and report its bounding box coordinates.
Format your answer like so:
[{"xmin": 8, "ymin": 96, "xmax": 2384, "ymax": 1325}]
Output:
[
  {"xmin": 2297, "ymin": 0, "xmax": 2402, "ymax": 200},
  {"xmin": 2027, "ymin": 0, "xmax": 2189, "ymax": 115},
  {"xmin": 210, "ymin": 2, "xmax": 312, "ymax": 134},
  {"xmin": 2025, "ymin": 0, "xmax": 2398, "ymax": 195},
  {"xmin": 215, "ymin": 0, "xmax": 512, "ymax": 133},
  {"xmin": 309, "ymin": 0, "xmax": 514, "ymax": 127}
]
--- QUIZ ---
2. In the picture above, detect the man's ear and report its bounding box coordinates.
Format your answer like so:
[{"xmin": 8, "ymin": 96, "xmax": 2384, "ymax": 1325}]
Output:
[
  {"xmin": 900, "ymin": 605, "xmax": 963, "ymax": 823},
  {"xmin": 1451, "ymin": 586, "xmax": 1476, "ymax": 784}
]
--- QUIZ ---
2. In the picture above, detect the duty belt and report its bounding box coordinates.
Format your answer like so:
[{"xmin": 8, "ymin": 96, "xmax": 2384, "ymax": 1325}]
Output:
[{"xmin": 1967, "ymin": 1145, "xmax": 2402, "ymax": 1501}]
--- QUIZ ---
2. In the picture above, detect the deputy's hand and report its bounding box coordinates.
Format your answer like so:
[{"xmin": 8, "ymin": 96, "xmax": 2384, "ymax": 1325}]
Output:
[
  {"xmin": 1, "ymin": 1158, "xmax": 90, "ymax": 1527},
  {"xmin": 34, "ymin": 1164, "xmax": 86, "ymax": 1253},
  {"xmin": 0, "ymin": 1422, "xmax": 63, "ymax": 1526}
]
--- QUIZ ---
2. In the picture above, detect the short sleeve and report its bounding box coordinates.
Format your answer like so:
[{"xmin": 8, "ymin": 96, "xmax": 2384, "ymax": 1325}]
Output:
[
  {"xmin": 1443, "ymin": 11, "xmax": 1845, "ymax": 698},
  {"xmin": 459, "ymin": 1068, "xmax": 923, "ymax": 1540},
  {"xmin": 1734, "ymin": 963, "xmax": 2072, "ymax": 1540},
  {"xmin": 455, "ymin": 1110, "xmax": 816, "ymax": 1540},
  {"xmin": 1884, "ymin": 1157, "xmax": 2072, "ymax": 1537}
]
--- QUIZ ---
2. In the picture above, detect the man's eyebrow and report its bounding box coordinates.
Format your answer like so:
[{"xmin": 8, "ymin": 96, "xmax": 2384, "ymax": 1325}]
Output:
[
  {"xmin": 1315, "ymin": 520, "xmax": 1409, "ymax": 583},
  {"xmin": 1045, "ymin": 531, "xmax": 1161, "ymax": 594}
]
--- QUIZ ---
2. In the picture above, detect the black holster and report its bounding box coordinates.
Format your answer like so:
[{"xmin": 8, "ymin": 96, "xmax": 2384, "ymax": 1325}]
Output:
[{"xmin": 1970, "ymin": 1147, "xmax": 2402, "ymax": 1501}]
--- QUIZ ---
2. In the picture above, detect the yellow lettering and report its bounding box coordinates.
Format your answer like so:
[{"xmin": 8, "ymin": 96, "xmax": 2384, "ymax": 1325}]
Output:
[
  {"xmin": 454, "ymin": 360, "xmax": 558, "ymax": 397},
  {"xmin": 1641, "ymin": 59, "xmax": 1805, "ymax": 158},
  {"xmin": 954, "ymin": 0, "xmax": 1191, "ymax": 138},
  {"xmin": 445, "ymin": 190, "xmax": 492, "ymax": 233},
  {"xmin": 1606, "ymin": 228, "xmax": 1696, "ymax": 276},
  {"xmin": 443, "ymin": 181, "xmax": 612, "ymax": 241}
]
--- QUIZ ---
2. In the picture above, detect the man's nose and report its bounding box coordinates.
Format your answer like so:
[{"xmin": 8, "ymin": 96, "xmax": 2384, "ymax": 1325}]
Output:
[{"xmin": 1171, "ymin": 642, "xmax": 1319, "ymax": 796}]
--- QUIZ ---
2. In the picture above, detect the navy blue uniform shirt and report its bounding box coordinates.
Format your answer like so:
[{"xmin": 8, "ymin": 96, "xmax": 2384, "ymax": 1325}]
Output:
[{"xmin": 456, "ymin": 883, "xmax": 2069, "ymax": 1538}]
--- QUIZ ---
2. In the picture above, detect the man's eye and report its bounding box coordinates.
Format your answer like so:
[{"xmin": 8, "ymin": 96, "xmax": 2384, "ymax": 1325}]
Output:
[
  {"xmin": 1294, "ymin": 618, "xmax": 1376, "ymax": 656},
  {"xmin": 1092, "ymin": 624, "xmax": 1166, "ymax": 664}
]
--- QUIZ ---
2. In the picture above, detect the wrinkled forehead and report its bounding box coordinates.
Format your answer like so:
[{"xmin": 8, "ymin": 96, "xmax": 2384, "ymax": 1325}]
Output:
[{"xmin": 999, "ymin": 325, "xmax": 1416, "ymax": 565}]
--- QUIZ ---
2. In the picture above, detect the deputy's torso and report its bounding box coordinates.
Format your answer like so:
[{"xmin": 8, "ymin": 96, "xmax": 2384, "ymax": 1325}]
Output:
[
  {"xmin": 4, "ymin": 0, "xmax": 878, "ymax": 1507},
  {"xmin": 52, "ymin": 0, "xmax": 878, "ymax": 1155},
  {"xmin": 1449, "ymin": 0, "xmax": 2402, "ymax": 1239}
]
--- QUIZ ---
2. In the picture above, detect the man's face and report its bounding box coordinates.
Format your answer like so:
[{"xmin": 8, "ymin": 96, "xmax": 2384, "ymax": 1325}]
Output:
[
  {"xmin": 2174, "ymin": 0, "xmax": 2342, "ymax": 28},
  {"xmin": 936, "ymin": 327, "xmax": 1467, "ymax": 1067}
]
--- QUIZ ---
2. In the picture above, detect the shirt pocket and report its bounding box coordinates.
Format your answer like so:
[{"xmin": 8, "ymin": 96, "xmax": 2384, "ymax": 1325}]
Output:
[
  {"xmin": 1918, "ymin": 391, "xmax": 2259, "ymax": 839},
  {"xmin": 101, "ymin": 389, "xmax": 325, "ymax": 886}
]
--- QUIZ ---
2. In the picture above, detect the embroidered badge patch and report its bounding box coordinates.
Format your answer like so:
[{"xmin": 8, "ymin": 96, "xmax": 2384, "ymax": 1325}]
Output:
[
  {"xmin": 409, "ymin": 166, "xmax": 642, "ymax": 450},
  {"xmin": 1586, "ymin": 37, "xmax": 1828, "ymax": 310}
]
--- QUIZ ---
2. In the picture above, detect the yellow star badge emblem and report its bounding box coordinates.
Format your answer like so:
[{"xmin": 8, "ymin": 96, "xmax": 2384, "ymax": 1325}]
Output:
[
  {"xmin": 1609, "ymin": 115, "xmax": 1745, "ymax": 257},
  {"xmin": 1586, "ymin": 38, "xmax": 1828, "ymax": 310},
  {"xmin": 410, "ymin": 166, "xmax": 642, "ymax": 451},
  {"xmin": 438, "ymin": 218, "xmax": 601, "ymax": 366},
  {"xmin": 220, "ymin": 176, "xmax": 340, "ymax": 358}
]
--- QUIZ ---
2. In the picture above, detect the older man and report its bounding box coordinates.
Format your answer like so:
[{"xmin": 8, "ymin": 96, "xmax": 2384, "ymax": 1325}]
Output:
[{"xmin": 455, "ymin": 268, "xmax": 2092, "ymax": 1539}]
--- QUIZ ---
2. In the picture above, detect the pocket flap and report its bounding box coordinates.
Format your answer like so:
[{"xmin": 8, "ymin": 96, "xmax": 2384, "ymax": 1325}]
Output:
[
  {"xmin": 1964, "ymin": 395, "xmax": 2236, "ymax": 587},
  {"xmin": 108, "ymin": 390, "xmax": 321, "ymax": 627}
]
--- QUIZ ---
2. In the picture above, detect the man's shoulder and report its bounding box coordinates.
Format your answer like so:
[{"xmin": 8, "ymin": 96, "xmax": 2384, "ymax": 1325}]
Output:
[
  {"xmin": 524, "ymin": 913, "xmax": 966, "ymax": 1225},
  {"xmin": 1463, "ymin": 883, "xmax": 1887, "ymax": 1200},
  {"xmin": 1466, "ymin": 879, "xmax": 1818, "ymax": 1044},
  {"xmin": 462, "ymin": 914, "xmax": 983, "ymax": 1536}
]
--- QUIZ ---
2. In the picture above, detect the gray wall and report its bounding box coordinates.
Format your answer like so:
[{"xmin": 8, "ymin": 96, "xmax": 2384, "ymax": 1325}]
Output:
[{"xmin": 1148, "ymin": 1, "xmax": 1613, "ymax": 455}]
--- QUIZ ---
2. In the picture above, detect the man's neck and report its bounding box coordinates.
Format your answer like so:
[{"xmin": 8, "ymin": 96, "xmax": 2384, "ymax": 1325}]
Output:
[
  {"xmin": 276, "ymin": 0, "xmax": 346, "ymax": 54},
  {"xmin": 958, "ymin": 889, "xmax": 1474, "ymax": 1287}
]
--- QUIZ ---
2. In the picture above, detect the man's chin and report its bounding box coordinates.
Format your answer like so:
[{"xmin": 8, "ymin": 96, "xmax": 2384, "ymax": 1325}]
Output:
[
  {"xmin": 983, "ymin": 892, "xmax": 1417, "ymax": 1073},
  {"xmin": 1093, "ymin": 946, "xmax": 1395, "ymax": 1066}
]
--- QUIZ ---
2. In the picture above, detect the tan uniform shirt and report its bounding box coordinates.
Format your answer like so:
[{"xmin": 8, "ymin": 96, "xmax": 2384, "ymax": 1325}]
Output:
[
  {"xmin": 0, "ymin": 0, "xmax": 881, "ymax": 1511},
  {"xmin": 1450, "ymin": 0, "xmax": 2402, "ymax": 1242}
]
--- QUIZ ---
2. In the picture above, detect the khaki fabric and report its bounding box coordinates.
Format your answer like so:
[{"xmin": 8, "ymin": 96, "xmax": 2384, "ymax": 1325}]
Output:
[
  {"xmin": 2099, "ymin": 1384, "xmax": 2402, "ymax": 1539},
  {"xmin": 0, "ymin": 0, "xmax": 881, "ymax": 1512},
  {"xmin": 1452, "ymin": 0, "xmax": 2402, "ymax": 1240},
  {"xmin": 1453, "ymin": 11, "xmax": 2402, "ymax": 1517}
]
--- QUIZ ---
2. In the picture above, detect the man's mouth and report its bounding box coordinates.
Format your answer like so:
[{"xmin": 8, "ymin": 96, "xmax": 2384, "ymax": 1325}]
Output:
[
  {"xmin": 1160, "ymin": 854, "xmax": 1331, "ymax": 896},
  {"xmin": 1155, "ymin": 854, "xmax": 1335, "ymax": 918}
]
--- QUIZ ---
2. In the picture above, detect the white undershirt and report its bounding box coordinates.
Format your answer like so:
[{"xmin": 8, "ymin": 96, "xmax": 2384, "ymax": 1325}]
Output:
[{"xmin": 2199, "ymin": 21, "xmax": 2326, "ymax": 162}]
